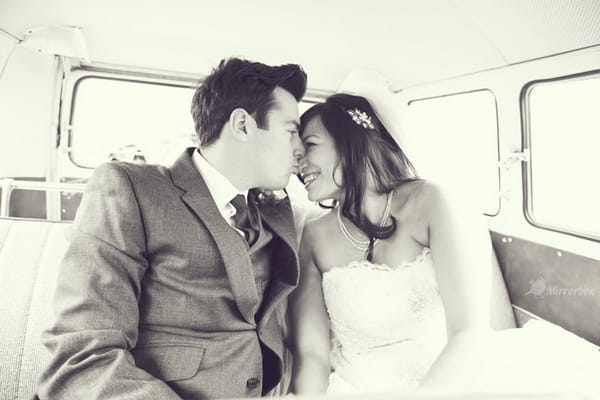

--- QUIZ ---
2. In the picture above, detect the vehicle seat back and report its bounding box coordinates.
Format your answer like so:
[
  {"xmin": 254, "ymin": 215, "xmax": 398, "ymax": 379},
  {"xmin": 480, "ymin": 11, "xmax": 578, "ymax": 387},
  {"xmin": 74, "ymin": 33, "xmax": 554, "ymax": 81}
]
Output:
[{"xmin": 0, "ymin": 219, "xmax": 70, "ymax": 400}]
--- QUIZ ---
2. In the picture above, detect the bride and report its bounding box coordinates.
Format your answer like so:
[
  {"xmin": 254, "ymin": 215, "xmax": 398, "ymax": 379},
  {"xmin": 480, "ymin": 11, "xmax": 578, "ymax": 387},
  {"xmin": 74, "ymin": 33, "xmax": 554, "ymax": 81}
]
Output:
[{"xmin": 288, "ymin": 92, "xmax": 513, "ymax": 394}]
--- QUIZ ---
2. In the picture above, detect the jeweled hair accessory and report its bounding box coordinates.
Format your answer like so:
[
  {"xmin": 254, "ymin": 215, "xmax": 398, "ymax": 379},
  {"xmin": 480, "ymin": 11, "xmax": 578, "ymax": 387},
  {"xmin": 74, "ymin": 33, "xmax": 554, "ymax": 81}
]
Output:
[{"xmin": 346, "ymin": 108, "xmax": 375, "ymax": 129}]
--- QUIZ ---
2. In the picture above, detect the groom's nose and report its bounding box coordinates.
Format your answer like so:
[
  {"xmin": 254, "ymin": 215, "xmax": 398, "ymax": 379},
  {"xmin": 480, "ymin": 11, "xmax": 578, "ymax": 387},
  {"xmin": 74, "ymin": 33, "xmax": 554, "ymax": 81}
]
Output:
[
  {"xmin": 292, "ymin": 135, "xmax": 305, "ymax": 161},
  {"xmin": 298, "ymin": 154, "xmax": 309, "ymax": 172}
]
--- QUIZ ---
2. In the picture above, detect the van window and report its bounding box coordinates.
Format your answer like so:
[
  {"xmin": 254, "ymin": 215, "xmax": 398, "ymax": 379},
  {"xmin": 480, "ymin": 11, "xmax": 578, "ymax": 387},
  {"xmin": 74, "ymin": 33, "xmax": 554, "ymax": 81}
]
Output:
[
  {"xmin": 69, "ymin": 77, "xmax": 197, "ymax": 168},
  {"xmin": 524, "ymin": 73, "xmax": 600, "ymax": 239},
  {"xmin": 406, "ymin": 90, "xmax": 500, "ymax": 215}
]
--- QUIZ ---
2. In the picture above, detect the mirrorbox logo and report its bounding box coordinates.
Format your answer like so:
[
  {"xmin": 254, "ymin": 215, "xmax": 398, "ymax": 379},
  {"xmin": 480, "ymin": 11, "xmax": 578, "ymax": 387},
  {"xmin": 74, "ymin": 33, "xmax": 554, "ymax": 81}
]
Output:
[{"xmin": 525, "ymin": 277, "xmax": 596, "ymax": 298}]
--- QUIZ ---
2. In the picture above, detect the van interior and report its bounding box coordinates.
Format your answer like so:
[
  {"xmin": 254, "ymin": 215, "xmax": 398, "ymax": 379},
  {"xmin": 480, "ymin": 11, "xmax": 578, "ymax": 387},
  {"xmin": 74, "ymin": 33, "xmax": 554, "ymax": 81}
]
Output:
[{"xmin": 1, "ymin": 1, "xmax": 599, "ymax": 399}]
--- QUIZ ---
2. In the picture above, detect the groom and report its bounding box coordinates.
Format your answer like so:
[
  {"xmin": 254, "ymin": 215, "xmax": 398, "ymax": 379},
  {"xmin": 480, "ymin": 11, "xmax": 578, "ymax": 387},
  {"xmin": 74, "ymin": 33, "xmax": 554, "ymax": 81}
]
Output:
[{"xmin": 37, "ymin": 58, "xmax": 306, "ymax": 399}]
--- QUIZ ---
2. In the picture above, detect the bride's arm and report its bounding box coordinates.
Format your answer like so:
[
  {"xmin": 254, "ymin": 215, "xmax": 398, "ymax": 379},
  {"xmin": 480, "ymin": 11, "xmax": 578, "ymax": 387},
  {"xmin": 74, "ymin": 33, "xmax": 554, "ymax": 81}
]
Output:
[
  {"xmin": 419, "ymin": 182, "xmax": 499, "ymax": 388},
  {"xmin": 288, "ymin": 223, "xmax": 331, "ymax": 394}
]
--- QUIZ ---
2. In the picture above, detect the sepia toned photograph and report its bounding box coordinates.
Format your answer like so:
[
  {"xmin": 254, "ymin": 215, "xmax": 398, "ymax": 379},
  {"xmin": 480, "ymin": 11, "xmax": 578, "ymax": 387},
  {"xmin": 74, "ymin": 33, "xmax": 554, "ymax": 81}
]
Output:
[{"xmin": 1, "ymin": 1, "xmax": 599, "ymax": 399}]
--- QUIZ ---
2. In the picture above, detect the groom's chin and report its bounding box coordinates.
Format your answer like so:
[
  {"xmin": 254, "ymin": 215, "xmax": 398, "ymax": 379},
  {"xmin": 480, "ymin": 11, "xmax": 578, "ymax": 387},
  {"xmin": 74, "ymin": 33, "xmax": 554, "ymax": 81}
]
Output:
[{"xmin": 261, "ymin": 176, "xmax": 292, "ymax": 191}]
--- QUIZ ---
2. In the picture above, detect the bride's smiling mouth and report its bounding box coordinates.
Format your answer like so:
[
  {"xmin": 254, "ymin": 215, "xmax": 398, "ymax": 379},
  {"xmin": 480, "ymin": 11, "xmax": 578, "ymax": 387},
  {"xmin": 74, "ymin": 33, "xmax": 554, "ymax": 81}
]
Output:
[{"xmin": 301, "ymin": 172, "xmax": 319, "ymax": 188}]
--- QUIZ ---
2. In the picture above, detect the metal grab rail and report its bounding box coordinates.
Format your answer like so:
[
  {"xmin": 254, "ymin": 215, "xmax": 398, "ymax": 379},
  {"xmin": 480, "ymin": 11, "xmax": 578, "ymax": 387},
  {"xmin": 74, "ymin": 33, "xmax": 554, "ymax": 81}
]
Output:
[{"xmin": 0, "ymin": 178, "xmax": 86, "ymax": 218}]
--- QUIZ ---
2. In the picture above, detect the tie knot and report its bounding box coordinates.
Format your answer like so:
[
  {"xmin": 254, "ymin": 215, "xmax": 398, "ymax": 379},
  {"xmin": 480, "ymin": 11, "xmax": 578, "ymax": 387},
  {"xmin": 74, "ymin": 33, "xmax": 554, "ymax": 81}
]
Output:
[
  {"xmin": 231, "ymin": 194, "xmax": 249, "ymax": 223},
  {"xmin": 231, "ymin": 194, "xmax": 252, "ymax": 231}
]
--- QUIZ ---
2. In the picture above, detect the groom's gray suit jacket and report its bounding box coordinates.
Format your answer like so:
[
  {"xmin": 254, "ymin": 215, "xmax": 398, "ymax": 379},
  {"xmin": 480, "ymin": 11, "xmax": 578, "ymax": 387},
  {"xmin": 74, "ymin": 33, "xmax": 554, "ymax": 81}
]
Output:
[{"xmin": 37, "ymin": 148, "xmax": 300, "ymax": 399}]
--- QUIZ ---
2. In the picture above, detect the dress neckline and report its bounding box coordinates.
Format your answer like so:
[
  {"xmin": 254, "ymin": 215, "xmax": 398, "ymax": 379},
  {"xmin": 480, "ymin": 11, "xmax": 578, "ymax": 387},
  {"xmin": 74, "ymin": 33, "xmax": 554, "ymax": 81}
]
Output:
[{"xmin": 323, "ymin": 247, "xmax": 430, "ymax": 276}]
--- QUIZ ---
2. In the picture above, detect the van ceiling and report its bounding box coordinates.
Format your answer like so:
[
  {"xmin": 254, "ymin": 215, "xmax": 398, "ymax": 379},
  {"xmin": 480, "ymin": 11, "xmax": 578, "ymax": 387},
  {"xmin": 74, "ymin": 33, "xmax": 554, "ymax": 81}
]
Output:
[{"xmin": 1, "ymin": 0, "xmax": 599, "ymax": 91}]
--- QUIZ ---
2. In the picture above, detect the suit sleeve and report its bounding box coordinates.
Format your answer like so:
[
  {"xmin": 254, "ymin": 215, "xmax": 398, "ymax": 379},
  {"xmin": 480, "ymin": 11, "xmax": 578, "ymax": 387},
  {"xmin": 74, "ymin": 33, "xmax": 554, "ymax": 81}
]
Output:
[{"xmin": 37, "ymin": 163, "xmax": 182, "ymax": 399}]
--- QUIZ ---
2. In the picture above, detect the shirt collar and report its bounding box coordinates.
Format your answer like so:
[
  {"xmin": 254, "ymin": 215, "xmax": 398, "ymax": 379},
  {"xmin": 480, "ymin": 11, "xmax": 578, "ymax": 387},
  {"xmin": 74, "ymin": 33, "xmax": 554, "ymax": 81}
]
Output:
[{"xmin": 192, "ymin": 148, "xmax": 245, "ymax": 211}]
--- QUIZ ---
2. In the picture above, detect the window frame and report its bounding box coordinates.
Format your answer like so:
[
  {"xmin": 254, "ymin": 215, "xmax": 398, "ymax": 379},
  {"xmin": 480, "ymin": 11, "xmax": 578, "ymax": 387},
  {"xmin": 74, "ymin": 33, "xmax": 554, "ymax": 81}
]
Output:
[{"xmin": 520, "ymin": 69, "xmax": 600, "ymax": 242}]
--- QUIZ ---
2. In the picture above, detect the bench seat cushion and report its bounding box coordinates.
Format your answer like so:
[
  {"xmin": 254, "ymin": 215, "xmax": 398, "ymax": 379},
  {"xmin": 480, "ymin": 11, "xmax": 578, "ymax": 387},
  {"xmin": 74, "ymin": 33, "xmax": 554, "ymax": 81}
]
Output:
[{"xmin": 0, "ymin": 219, "xmax": 70, "ymax": 400}]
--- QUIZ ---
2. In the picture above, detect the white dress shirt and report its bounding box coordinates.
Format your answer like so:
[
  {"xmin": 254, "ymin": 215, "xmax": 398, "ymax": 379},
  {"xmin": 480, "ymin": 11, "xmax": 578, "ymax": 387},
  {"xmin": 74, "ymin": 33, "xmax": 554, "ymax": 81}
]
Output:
[{"xmin": 192, "ymin": 149, "xmax": 246, "ymax": 233}]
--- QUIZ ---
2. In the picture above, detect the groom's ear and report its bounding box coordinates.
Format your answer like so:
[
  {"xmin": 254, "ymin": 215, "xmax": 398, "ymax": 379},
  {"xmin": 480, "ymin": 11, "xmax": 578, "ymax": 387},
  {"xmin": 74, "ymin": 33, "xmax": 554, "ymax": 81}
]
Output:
[{"xmin": 229, "ymin": 108, "xmax": 251, "ymax": 141}]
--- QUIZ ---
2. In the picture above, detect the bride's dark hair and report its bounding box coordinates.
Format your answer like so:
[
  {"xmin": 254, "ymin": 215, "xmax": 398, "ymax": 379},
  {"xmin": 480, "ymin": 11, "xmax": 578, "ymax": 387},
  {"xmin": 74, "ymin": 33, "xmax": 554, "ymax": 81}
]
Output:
[{"xmin": 300, "ymin": 93, "xmax": 419, "ymax": 241}]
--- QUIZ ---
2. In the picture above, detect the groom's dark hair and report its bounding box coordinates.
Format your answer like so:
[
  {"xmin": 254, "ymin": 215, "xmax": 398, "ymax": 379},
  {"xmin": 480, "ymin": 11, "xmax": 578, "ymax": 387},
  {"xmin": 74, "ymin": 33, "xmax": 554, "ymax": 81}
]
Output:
[{"xmin": 191, "ymin": 57, "xmax": 307, "ymax": 146}]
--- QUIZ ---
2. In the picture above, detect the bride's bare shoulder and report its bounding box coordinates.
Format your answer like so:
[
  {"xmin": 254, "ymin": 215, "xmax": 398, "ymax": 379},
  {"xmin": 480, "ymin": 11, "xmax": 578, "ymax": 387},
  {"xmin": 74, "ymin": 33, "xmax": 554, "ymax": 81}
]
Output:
[
  {"xmin": 392, "ymin": 179, "xmax": 462, "ymax": 232},
  {"xmin": 398, "ymin": 179, "xmax": 460, "ymax": 211},
  {"xmin": 400, "ymin": 180, "xmax": 479, "ymax": 231}
]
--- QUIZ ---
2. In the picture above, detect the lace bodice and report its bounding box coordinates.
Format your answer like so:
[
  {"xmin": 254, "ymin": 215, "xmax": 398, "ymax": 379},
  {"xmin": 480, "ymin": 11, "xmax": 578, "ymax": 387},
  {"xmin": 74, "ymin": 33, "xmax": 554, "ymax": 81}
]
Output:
[{"xmin": 322, "ymin": 248, "xmax": 447, "ymax": 393}]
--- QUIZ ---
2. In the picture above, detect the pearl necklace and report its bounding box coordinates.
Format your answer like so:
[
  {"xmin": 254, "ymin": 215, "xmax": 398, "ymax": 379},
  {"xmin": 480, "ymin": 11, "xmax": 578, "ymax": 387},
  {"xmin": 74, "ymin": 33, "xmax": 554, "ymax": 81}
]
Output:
[{"xmin": 336, "ymin": 191, "xmax": 394, "ymax": 253}]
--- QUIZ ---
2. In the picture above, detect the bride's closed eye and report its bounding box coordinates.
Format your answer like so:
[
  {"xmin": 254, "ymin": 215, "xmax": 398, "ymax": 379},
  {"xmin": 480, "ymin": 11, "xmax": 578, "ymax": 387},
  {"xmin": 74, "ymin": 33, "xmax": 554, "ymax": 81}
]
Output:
[{"xmin": 302, "ymin": 134, "xmax": 319, "ymax": 148}]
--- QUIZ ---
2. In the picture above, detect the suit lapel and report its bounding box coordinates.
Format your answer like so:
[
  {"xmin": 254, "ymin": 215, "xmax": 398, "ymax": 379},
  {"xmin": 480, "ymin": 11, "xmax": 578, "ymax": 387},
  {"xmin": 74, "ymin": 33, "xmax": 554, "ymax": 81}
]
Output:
[
  {"xmin": 257, "ymin": 196, "xmax": 299, "ymax": 261},
  {"xmin": 255, "ymin": 195, "xmax": 300, "ymax": 325},
  {"xmin": 169, "ymin": 148, "xmax": 259, "ymax": 325}
]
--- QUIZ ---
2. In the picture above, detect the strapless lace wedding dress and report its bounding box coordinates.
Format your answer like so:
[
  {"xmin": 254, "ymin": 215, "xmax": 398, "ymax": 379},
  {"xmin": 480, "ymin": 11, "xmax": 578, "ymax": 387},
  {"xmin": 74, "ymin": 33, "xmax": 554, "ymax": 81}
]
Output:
[{"xmin": 322, "ymin": 248, "xmax": 447, "ymax": 394}]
